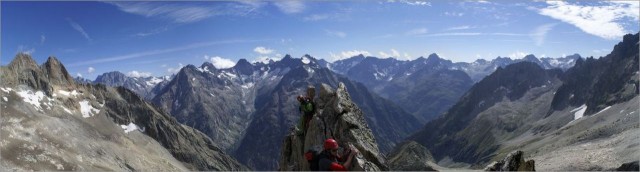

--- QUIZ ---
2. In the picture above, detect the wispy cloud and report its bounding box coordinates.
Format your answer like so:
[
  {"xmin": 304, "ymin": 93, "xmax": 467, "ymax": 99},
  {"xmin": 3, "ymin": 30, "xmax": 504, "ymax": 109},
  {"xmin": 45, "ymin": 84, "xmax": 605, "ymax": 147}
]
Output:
[
  {"xmin": 509, "ymin": 50, "xmax": 529, "ymax": 59},
  {"xmin": 387, "ymin": 0, "xmax": 431, "ymax": 6},
  {"xmin": 135, "ymin": 26, "xmax": 169, "ymax": 37},
  {"xmin": 537, "ymin": 1, "xmax": 639, "ymax": 40},
  {"xmin": 530, "ymin": 23, "xmax": 557, "ymax": 46},
  {"xmin": 68, "ymin": 39, "xmax": 265, "ymax": 67},
  {"xmin": 87, "ymin": 67, "xmax": 95, "ymax": 74},
  {"xmin": 378, "ymin": 49, "xmax": 401, "ymax": 58},
  {"xmin": 166, "ymin": 63, "xmax": 184, "ymax": 74},
  {"xmin": 422, "ymin": 32, "xmax": 526, "ymax": 37},
  {"xmin": 444, "ymin": 11, "xmax": 464, "ymax": 17},
  {"xmin": 325, "ymin": 30, "xmax": 347, "ymax": 38},
  {"xmin": 126, "ymin": 71, "xmax": 152, "ymax": 78},
  {"xmin": 254, "ymin": 46, "xmax": 275, "ymax": 54},
  {"xmin": 274, "ymin": 0, "xmax": 305, "ymax": 14},
  {"xmin": 40, "ymin": 34, "xmax": 46, "ymax": 44},
  {"xmin": 445, "ymin": 25, "xmax": 472, "ymax": 31},
  {"xmin": 108, "ymin": 2, "xmax": 258, "ymax": 24},
  {"xmin": 17, "ymin": 45, "xmax": 36, "ymax": 55},
  {"xmin": 405, "ymin": 27, "xmax": 428, "ymax": 36},
  {"xmin": 66, "ymin": 18, "xmax": 92, "ymax": 43},
  {"xmin": 328, "ymin": 50, "xmax": 371, "ymax": 62}
]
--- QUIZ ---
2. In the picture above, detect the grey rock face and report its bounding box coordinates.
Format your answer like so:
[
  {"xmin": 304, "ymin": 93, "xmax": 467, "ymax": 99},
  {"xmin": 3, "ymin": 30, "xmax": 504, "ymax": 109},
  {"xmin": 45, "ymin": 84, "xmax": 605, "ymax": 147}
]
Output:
[
  {"xmin": 483, "ymin": 151, "xmax": 535, "ymax": 171},
  {"xmin": 388, "ymin": 141, "xmax": 436, "ymax": 171},
  {"xmin": 279, "ymin": 83, "xmax": 387, "ymax": 171},
  {"xmin": 615, "ymin": 161, "xmax": 639, "ymax": 171}
]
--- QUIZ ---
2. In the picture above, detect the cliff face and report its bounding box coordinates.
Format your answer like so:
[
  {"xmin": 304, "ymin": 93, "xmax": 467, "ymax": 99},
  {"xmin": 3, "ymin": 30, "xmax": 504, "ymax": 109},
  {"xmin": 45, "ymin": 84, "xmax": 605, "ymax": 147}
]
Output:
[{"xmin": 279, "ymin": 83, "xmax": 388, "ymax": 171}]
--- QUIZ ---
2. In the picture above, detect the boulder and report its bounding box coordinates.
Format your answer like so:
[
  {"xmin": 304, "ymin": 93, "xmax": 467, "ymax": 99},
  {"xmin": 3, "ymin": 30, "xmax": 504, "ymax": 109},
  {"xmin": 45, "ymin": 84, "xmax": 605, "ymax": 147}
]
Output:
[{"xmin": 484, "ymin": 150, "xmax": 535, "ymax": 171}]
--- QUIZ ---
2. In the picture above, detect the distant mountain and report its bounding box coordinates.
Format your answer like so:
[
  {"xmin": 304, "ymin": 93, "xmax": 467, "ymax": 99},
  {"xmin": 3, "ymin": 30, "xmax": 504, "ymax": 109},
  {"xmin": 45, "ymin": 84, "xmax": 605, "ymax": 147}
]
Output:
[
  {"xmin": 0, "ymin": 53, "xmax": 247, "ymax": 171},
  {"xmin": 73, "ymin": 76, "xmax": 92, "ymax": 84},
  {"xmin": 331, "ymin": 54, "xmax": 473, "ymax": 122},
  {"xmin": 93, "ymin": 71, "xmax": 170, "ymax": 99},
  {"xmin": 401, "ymin": 33, "xmax": 639, "ymax": 170}
]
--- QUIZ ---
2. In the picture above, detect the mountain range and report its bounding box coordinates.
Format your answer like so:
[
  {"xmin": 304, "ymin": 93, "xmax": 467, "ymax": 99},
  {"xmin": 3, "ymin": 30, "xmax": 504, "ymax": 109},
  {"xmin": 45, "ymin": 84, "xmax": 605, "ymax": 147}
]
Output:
[{"xmin": 398, "ymin": 33, "xmax": 639, "ymax": 170}]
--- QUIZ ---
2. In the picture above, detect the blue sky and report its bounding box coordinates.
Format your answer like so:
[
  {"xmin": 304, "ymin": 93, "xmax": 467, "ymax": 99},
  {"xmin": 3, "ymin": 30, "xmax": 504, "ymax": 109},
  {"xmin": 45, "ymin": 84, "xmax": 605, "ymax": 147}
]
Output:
[{"xmin": 2, "ymin": 1, "xmax": 638, "ymax": 79}]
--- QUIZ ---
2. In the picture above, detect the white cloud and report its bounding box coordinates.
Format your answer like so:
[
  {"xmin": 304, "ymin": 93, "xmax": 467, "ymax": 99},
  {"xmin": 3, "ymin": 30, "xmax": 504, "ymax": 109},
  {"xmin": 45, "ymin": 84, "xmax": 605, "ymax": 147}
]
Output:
[
  {"xmin": 76, "ymin": 73, "xmax": 83, "ymax": 77},
  {"xmin": 40, "ymin": 34, "xmax": 46, "ymax": 44},
  {"xmin": 167, "ymin": 63, "xmax": 184, "ymax": 74},
  {"xmin": 17, "ymin": 45, "xmax": 35, "ymax": 54},
  {"xmin": 254, "ymin": 46, "xmax": 275, "ymax": 54},
  {"xmin": 207, "ymin": 55, "xmax": 236, "ymax": 69},
  {"xmin": 107, "ymin": 2, "xmax": 258, "ymax": 23},
  {"xmin": 135, "ymin": 26, "xmax": 169, "ymax": 37},
  {"xmin": 328, "ymin": 50, "xmax": 371, "ymax": 62},
  {"xmin": 274, "ymin": 1, "xmax": 305, "ymax": 14},
  {"xmin": 387, "ymin": 0, "xmax": 431, "ymax": 6},
  {"xmin": 126, "ymin": 70, "xmax": 153, "ymax": 78},
  {"xmin": 66, "ymin": 18, "xmax": 92, "ymax": 42},
  {"xmin": 379, "ymin": 49, "xmax": 401, "ymax": 58},
  {"xmin": 444, "ymin": 11, "xmax": 464, "ymax": 17},
  {"xmin": 304, "ymin": 14, "xmax": 329, "ymax": 21},
  {"xmin": 538, "ymin": 1, "xmax": 639, "ymax": 40},
  {"xmin": 446, "ymin": 25, "xmax": 472, "ymax": 31},
  {"xmin": 325, "ymin": 30, "xmax": 347, "ymax": 38},
  {"xmin": 253, "ymin": 56, "xmax": 282, "ymax": 64},
  {"xmin": 509, "ymin": 51, "xmax": 529, "ymax": 59},
  {"xmin": 530, "ymin": 23, "xmax": 557, "ymax": 46},
  {"xmin": 87, "ymin": 67, "xmax": 95, "ymax": 74},
  {"xmin": 405, "ymin": 28, "xmax": 428, "ymax": 36}
]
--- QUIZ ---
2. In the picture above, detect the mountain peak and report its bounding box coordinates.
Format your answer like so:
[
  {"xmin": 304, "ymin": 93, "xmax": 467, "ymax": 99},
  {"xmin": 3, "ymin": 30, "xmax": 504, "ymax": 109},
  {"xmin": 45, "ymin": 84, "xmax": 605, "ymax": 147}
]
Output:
[
  {"xmin": 523, "ymin": 54, "xmax": 540, "ymax": 62},
  {"xmin": 9, "ymin": 53, "xmax": 39, "ymax": 70},
  {"xmin": 200, "ymin": 62, "xmax": 217, "ymax": 70},
  {"xmin": 233, "ymin": 58, "xmax": 254, "ymax": 75},
  {"xmin": 42, "ymin": 56, "xmax": 75, "ymax": 86},
  {"xmin": 427, "ymin": 53, "xmax": 440, "ymax": 60}
]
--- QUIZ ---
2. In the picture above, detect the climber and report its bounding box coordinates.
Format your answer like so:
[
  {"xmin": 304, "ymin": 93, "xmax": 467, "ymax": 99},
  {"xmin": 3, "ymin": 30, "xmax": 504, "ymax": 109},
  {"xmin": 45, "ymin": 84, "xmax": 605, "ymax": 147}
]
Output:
[
  {"xmin": 295, "ymin": 93, "xmax": 315, "ymax": 136},
  {"xmin": 317, "ymin": 138, "xmax": 359, "ymax": 171}
]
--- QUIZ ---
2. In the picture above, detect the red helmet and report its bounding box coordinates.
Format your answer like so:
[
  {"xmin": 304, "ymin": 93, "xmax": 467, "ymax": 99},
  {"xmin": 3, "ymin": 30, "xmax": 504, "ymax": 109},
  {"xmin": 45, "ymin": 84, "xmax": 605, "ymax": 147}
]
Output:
[{"xmin": 324, "ymin": 139, "xmax": 339, "ymax": 150}]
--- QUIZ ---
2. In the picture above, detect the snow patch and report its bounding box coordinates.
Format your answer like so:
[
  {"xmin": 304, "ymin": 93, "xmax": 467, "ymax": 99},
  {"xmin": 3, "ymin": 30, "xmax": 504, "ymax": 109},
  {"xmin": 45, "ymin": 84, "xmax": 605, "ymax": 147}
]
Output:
[
  {"xmin": 121, "ymin": 122, "xmax": 144, "ymax": 133},
  {"xmin": 57, "ymin": 90, "xmax": 79, "ymax": 97},
  {"xmin": 222, "ymin": 71, "xmax": 237, "ymax": 79},
  {"xmin": 196, "ymin": 66, "xmax": 210, "ymax": 73},
  {"xmin": 301, "ymin": 56, "xmax": 311, "ymax": 64},
  {"xmin": 241, "ymin": 82, "xmax": 254, "ymax": 89},
  {"xmin": 1, "ymin": 87, "xmax": 13, "ymax": 93},
  {"xmin": 61, "ymin": 106, "xmax": 73, "ymax": 114},
  {"xmin": 570, "ymin": 104, "xmax": 587, "ymax": 120},
  {"xmin": 595, "ymin": 106, "xmax": 612, "ymax": 115},
  {"xmin": 2, "ymin": 97, "xmax": 7, "ymax": 102},
  {"xmin": 16, "ymin": 90, "xmax": 48, "ymax": 110},
  {"xmin": 146, "ymin": 77, "xmax": 164, "ymax": 86},
  {"xmin": 79, "ymin": 100, "xmax": 100, "ymax": 118}
]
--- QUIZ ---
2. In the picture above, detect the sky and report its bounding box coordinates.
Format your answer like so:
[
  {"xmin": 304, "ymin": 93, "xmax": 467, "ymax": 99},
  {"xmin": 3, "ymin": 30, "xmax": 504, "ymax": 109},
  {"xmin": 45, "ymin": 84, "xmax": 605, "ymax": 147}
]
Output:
[{"xmin": 2, "ymin": 0, "xmax": 639, "ymax": 79}]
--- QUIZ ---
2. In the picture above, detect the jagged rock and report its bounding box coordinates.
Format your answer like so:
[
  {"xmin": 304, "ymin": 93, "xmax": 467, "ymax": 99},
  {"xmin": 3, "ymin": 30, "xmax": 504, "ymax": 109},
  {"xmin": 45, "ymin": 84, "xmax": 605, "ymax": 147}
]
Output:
[
  {"xmin": 388, "ymin": 141, "xmax": 437, "ymax": 171},
  {"xmin": 279, "ymin": 83, "xmax": 388, "ymax": 171},
  {"xmin": 616, "ymin": 161, "xmax": 639, "ymax": 171},
  {"xmin": 483, "ymin": 150, "xmax": 535, "ymax": 171}
]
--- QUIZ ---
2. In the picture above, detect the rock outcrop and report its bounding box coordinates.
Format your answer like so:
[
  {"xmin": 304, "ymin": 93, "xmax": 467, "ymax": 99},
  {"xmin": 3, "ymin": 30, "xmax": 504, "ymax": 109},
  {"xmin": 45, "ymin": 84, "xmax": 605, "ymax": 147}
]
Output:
[
  {"xmin": 615, "ymin": 161, "xmax": 639, "ymax": 171},
  {"xmin": 483, "ymin": 150, "xmax": 535, "ymax": 171},
  {"xmin": 387, "ymin": 141, "xmax": 437, "ymax": 171},
  {"xmin": 279, "ymin": 83, "xmax": 388, "ymax": 171}
]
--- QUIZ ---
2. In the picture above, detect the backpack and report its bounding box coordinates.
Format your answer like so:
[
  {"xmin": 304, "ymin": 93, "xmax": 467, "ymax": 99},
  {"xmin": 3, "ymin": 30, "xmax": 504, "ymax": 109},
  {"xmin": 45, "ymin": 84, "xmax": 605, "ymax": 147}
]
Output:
[
  {"xmin": 304, "ymin": 145, "xmax": 323, "ymax": 171},
  {"xmin": 302, "ymin": 101, "xmax": 314, "ymax": 113}
]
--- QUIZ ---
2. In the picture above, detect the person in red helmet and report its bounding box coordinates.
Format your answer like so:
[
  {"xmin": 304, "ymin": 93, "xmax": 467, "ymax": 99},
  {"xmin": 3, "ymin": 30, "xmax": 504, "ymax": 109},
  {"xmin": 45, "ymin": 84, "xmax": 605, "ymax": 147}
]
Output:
[{"xmin": 317, "ymin": 139, "xmax": 359, "ymax": 171}]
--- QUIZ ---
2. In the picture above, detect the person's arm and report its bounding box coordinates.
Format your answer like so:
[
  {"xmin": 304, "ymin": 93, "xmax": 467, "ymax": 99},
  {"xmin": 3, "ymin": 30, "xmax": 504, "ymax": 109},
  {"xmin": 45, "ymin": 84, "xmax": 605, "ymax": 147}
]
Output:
[{"xmin": 340, "ymin": 147, "xmax": 359, "ymax": 171}]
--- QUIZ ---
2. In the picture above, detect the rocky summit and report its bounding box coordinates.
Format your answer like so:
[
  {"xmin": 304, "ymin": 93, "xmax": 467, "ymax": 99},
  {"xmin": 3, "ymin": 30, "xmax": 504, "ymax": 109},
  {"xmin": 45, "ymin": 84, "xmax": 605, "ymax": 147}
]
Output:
[{"xmin": 279, "ymin": 83, "xmax": 387, "ymax": 171}]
